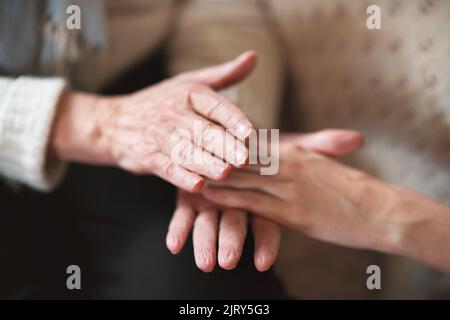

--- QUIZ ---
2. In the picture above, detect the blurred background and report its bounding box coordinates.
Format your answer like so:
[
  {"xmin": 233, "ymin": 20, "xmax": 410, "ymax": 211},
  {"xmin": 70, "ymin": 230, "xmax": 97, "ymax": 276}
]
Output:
[{"xmin": 0, "ymin": 0, "xmax": 449, "ymax": 299}]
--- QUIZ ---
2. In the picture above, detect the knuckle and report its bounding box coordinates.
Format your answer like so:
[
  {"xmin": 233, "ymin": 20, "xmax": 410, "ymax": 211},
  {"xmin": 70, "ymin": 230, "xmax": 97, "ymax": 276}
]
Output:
[
  {"xmin": 224, "ymin": 110, "xmax": 238, "ymax": 127},
  {"xmin": 179, "ymin": 140, "xmax": 195, "ymax": 162},
  {"xmin": 202, "ymin": 122, "xmax": 223, "ymax": 144},
  {"xmin": 185, "ymin": 82, "xmax": 202, "ymax": 98},
  {"xmin": 164, "ymin": 162, "xmax": 177, "ymax": 178},
  {"xmin": 137, "ymin": 140, "xmax": 160, "ymax": 160},
  {"xmin": 202, "ymin": 121, "xmax": 216, "ymax": 131},
  {"xmin": 206, "ymin": 99, "xmax": 223, "ymax": 118},
  {"xmin": 154, "ymin": 104, "xmax": 177, "ymax": 122}
]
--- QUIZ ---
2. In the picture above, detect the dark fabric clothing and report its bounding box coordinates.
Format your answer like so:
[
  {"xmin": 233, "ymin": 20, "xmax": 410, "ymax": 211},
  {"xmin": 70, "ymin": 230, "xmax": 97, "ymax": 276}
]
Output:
[{"xmin": 0, "ymin": 165, "xmax": 286, "ymax": 299}]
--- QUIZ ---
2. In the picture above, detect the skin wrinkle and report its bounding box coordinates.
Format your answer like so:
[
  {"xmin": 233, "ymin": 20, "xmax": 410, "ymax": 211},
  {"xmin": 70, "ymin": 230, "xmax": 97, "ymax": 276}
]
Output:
[
  {"xmin": 223, "ymin": 108, "xmax": 237, "ymax": 130},
  {"xmin": 252, "ymin": 216, "xmax": 281, "ymax": 271},
  {"xmin": 176, "ymin": 109, "xmax": 247, "ymax": 168},
  {"xmin": 194, "ymin": 209, "xmax": 219, "ymax": 272},
  {"xmin": 219, "ymin": 212, "xmax": 247, "ymax": 269},
  {"xmin": 205, "ymin": 98, "xmax": 223, "ymax": 119}
]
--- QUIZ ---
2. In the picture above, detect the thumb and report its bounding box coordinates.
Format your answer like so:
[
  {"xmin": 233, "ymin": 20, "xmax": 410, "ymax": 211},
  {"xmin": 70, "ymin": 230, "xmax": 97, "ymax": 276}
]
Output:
[
  {"xmin": 281, "ymin": 129, "xmax": 364, "ymax": 156},
  {"xmin": 178, "ymin": 51, "xmax": 257, "ymax": 90}
]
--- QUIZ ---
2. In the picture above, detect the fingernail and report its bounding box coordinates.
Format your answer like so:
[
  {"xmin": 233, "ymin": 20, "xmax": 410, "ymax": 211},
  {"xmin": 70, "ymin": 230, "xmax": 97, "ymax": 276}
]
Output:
[
  {"xmin": 256, "ymin": 255, "xmax": 269, "ymax": 272},
  {"xmin": 235, "ymin": 121, "xmax": 252, "ymax": 139},
  {"xmin": 197, "ymin": 249, "xmax": 215, "ymax": 273},
  {"xmin": 215, "ymin": 164, "xmax": 231, "ymax": 180},
  {"xmin": 167, "ymin": 237, "xmax": 180, "ymax": 254},
  {"xmin": 191, "ymin": 177, "xmax": 205, "ymax": 192},
  {"xmin": 235, "ymin": 147, "xmax": 248, "ymax": 167}
]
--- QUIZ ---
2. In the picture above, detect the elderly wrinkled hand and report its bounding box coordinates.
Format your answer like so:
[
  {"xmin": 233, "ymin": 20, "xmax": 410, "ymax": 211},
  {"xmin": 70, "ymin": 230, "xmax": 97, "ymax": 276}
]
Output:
[{"xmin": 51, "ymin": 52, "xmax": 256, "ymax": 191}]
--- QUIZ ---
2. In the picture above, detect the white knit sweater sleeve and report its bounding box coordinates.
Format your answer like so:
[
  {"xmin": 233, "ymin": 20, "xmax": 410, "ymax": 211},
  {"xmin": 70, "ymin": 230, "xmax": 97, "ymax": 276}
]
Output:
[{"xmin": 0, "ymin": 76, "xmax": 68, "ymax": 192}]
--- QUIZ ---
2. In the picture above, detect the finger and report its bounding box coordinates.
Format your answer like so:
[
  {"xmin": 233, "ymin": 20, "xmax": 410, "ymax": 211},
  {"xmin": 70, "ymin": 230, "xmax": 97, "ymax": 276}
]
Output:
[
  {"xmin": 193, "ymin": 209, "xmax": 219, "ymax": 273},
  {"xmin": 179, "ymin": 50, "xmax": 257, "ymax": 90},
  {"xmin": 202, "ymin": 187, "xmax": 294, "ymax": 228},
  {"xmin": 218, "ymin": 210, "xmax": 248, "ymax": 270},
  {"xmin": 175, "ymin": 114, "xmax": 249, "ymax": 167},
  {"xmin": 282, "ymin": 129, "xmax": 364, "ymax": 156},
  {"xmin": 150, "ymin": 152, "xmax": 204, "ymax": 192},
  {"xmin": 190, "ymin": 85, "xmax": 253, "ymax": 141},
  {"xmin": 252, "ymin": 217, "xmax": 281, "ymax": 272},
  {"xmin": 169, "ymin": 136, "xmax": 232, "ymax": 180},
  {"xmin": 166, "ymin": 203, "xmax": 196, "ymax": 254},
  {"xmin": 207, "ymin": 170, "xmax": 291, "ymax": 200}
]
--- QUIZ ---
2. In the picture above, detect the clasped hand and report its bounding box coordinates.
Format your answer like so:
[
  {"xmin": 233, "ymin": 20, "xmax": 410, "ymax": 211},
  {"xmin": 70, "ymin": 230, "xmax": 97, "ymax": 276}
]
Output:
[{"xmin": 166, "ymin": 130, "xmax": 364, "ymax": 272}]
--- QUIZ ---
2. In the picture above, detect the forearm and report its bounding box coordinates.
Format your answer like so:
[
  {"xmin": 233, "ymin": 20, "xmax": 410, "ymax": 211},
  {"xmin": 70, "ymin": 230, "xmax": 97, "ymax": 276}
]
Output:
[
  {"xmin": 395, "ymin": 188, "xmax": 450, "ymax": 273},
  {"xmin": 376, "ymin": 185, "xmax": 450, "ymax": 273}
]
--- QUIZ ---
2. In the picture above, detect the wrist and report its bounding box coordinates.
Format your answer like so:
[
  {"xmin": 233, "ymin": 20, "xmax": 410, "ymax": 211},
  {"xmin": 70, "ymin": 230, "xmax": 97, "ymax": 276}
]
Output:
[
  {"xmin": 355, "ymin": 179, "xmax": 411, "ymax": 255},
  {"xmin": 388, "ymin": 187, "xmax": 450, "ymax": 271},
  {"xmin": 371, "ymin": 184, "xmax": 412, "ymax": 255},
  {"xmin": 360, "ymin": 178, "xmax": 450, "ymax": 273},
  {"xmin": 51, "ymin": 90, "xmax": 117, "ymax": 165},
  {"xmin": 371, "ymin": 184, "xmax": 439, "ymax": 257}
]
